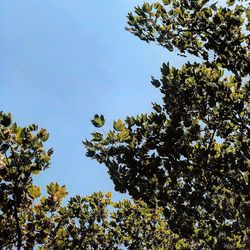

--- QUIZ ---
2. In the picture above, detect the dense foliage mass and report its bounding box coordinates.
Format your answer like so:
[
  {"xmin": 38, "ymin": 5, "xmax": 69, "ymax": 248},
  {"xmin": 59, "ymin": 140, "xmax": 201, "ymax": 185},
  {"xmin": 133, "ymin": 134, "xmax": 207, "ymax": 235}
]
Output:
[
  {"xmin": 84, "ymin": 0, "xmax": 250, "ymax": 248},
  {"xmin": 0, "ymin": 112, "xmax": 193, "ymax": 249}
]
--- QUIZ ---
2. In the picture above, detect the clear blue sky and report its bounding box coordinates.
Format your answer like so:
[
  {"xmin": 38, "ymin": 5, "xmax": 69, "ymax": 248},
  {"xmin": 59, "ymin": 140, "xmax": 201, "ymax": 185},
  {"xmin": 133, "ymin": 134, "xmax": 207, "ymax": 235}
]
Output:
[{"xmin": 0, "ymin": 0, "xmax": 187, "ymax": 201}]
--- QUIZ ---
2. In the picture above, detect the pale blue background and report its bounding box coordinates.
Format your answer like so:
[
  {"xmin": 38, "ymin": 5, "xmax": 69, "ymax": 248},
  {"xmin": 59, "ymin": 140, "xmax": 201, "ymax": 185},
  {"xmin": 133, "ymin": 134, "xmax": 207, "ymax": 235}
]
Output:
[{"xmin": 0, "ymin": 0, "xmax": 186, "ymax": 200}]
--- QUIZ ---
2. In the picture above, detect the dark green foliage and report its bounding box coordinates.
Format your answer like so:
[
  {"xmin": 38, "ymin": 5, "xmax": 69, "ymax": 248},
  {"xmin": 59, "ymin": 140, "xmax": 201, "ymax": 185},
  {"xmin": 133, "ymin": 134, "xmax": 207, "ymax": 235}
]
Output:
[
  {"xmin": 0, "ymin": 112, "xmax": 53, "ymax": 249},
  {"xmin": 0, "ymin": 112, "xmax": 189, "ymax": 249},
  {"xmin": 84, "ymin": 0, "xmax": 250, "ymax": 248},
  {"xmin": 91, "ymin": 114, "xmax": 105, "ymax": 128},
  {"xmin": 1, "ymin": 0, "xmax": 250, "ymax": 248}
]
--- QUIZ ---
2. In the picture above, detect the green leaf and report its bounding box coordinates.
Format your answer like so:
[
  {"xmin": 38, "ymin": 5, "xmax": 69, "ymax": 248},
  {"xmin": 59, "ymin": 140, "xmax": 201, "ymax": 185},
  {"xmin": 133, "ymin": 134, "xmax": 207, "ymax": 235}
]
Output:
[
  {"xmin": 161, "ymin": 63, "xmax": 170, "ymax": 75},
  {"xmin": 125, "ymin": 116, "xmax": 135, "ymax": 126},
  {"xmin": 46, "ymin": 182, "xmax": 58, "ymax": 195},
  {"xmin": 152, "ymin": 103, "xmax": 162, "ymax": 113},
  {"xmin": 32, "ymin": 170, "xmax": 41, "ymax": 175},
  {"xmin": 47, "ymin": 148, "xmax": 54, "ymax": 156},
  {"xmin": 142, "ymin": 2, "xmax": 152, "ymax": 12},
  {"xmin": 57, "ymin": 227, "xmax": 67, "ymax": 238},
  {"xmin": 91, "ymin": 132, "xmax": 103, "ymax": 142},
  {"xmin": 56, "ymin": 185, "xmax": 68, "ymax": 200},
  {"xmin": 91, "ymin": 114, "xmax": 105, "ymax": 128},
  {"xmin": 28, "ymin": 185, "xmax": 41, "ymax": 199},
  {"xmin": 119, "ymin": 128, "xmax": 130, "ymax": 142},
  {"xmin": 39, "ymin": 128, "xmax": 49, "ymax": 142},
  {"xmin": 210, "ymin": 2, "xmax": 217, "ymax": 11},
  {"xmin": 0, "ymin": 112, "xmax": 12, "ymax": 127},
  {"xmin": 226, "ymin": 0, "xmax": 235, "ymax": 6},
  {"xmin": 114, "ymin": 119, "xmax": 124, "ymax": 131},
  {"xmin": 162, "ymin": 0, "xmax": 171, "ymax": 5},
  {"xmin": 86, "ymin": 149, "xmax": 96, "ymax": 157},
  {"xmin": 151, "ymin": 77, "xmax": 161, "ymax": 88}
]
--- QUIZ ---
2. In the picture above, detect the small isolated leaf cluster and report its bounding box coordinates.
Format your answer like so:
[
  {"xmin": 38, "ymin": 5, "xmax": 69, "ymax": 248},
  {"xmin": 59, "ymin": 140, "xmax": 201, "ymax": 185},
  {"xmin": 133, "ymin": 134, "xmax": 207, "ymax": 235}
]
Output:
[{"xmin": 91, "ymin": 114, "xmax": 105, "ymax": 128}]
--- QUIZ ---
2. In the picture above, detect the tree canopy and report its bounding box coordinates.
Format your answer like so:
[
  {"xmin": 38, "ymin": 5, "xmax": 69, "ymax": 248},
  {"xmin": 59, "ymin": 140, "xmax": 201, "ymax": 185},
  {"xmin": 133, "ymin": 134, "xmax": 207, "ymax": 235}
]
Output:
[
  {"xmin": 1, "ymin": 0, "xmax": 250, "ymax": 249},
  {"xmin": 0, "ymin": 111, "xmax": 192, "ymax": 249},
  {"xmin": 84, "ymin": 0, "xmax": 250, "ymax": 248}
]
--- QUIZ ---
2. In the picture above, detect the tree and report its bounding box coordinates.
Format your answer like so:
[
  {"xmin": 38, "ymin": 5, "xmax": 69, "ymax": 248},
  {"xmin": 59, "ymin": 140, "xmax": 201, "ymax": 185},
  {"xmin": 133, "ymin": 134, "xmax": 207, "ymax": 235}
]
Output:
[
  {"xmin": 0, "ymin": 111, "xmax": 54, "ymax": 249},
  {"xmin": 84, "ymin": 0, "xmax": 250, "ymax": 248},
  {"xmin": 0, "ymin": 112, "xmax": 192, "ymax": 249}
]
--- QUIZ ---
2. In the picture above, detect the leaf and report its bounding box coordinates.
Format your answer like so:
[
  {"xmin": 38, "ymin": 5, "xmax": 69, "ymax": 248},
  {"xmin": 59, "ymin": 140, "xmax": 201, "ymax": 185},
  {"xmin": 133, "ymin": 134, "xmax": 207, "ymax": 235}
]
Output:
[
  {"xmin": 47, "ymin": 148, "xmax": 54, "ymax": 156},
  {"xmin": 46, "ymin": 183, "xmax": 68, "ymax": 201},
  {"xmin": 151, "ymin": 77, "xmax": 161, "ymax": 88},
  {"xmin": 125, "ymin": 116, "xmax": 135, "ymax": 126},
  {"xmin": 142, "ymin": 2, "xmax": 152, "ymax": 12},
  {"xmin": 226, "ymin": 0, "xmax": 235, "ymax": 6},
  {"xmin": 86, "ymin": 149, "xmax": 96, "ymax": 157},
  {"xmin": 91, "ymin": 132, "xmax": 103, "ymax": 142},
  {"xmin": 91, "ymin": 114, "xmax": 105, "ymax": 128},
  {"xmin": 55, "ymin": 185, "xmax": 68, "ymax": 200},
  {"xmin": 161, "ymin": 63, "xmax": 170, "ymax": 75},
  {"xmin": 57, "ymin": 227, "xmax": 67, "ymax": 238},
  {"xmin": 28, "ymin": 185, "xmax": 41, "ymax": 199},
  {"xmin": 210, "ymin": 2, "xmax": 218, "ymax": 11},
  {"xmin": 119, "ymin": 128, "xmax": 130, "ymax": 142},
  {"xmin": 162, "ymin": 0, "xmax": 171, "ymax": 5},
  {"xmin": 105, "ymin": 192, "xmax": 112, "ymax": 199},
  {"xmin": 154, "ymin": 2, "xmax": 161, "ymax": 9},
  {"xmin": 28, "ymin": 124, "xmax": 38, "ymax": 131},
  {"xmin": 82, "ymin": 139, "xmax": 94, "ymax": 148},
  {"xmin": 152, "ymin": 103, "xmax": 162, "ymax": 113},
  {"xmin": 32, "ymin": 170, "xmax": 41, "ymax": 176},
  {"xmin": 114, "ymin": 119, "xmax": 124, "ymax": 131},
  {"xmin": 39, "ymin": 128, "xmax": 49, "ymax": 142},
  {"xmin": 46, "ymin": 182, "xmax": 57, "ymax": 195},
  {"xmin": 0, "ymin": 112, "xmax": 12, "ymax": 127}
]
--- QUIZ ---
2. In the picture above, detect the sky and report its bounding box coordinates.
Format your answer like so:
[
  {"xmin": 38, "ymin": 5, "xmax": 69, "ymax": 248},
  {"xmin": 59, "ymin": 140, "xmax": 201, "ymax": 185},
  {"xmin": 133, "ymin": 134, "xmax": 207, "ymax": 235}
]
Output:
[{"xmin": 0, "ymin": 0, "xmax": 188, "ymax": 201}]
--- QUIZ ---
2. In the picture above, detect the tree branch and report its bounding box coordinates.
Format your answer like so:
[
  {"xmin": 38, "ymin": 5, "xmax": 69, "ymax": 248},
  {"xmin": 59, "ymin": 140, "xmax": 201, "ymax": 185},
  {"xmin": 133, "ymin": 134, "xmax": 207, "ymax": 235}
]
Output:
[{"xmin": 13, "ymin": 182, "xmax": 22, "ymax": 250}]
